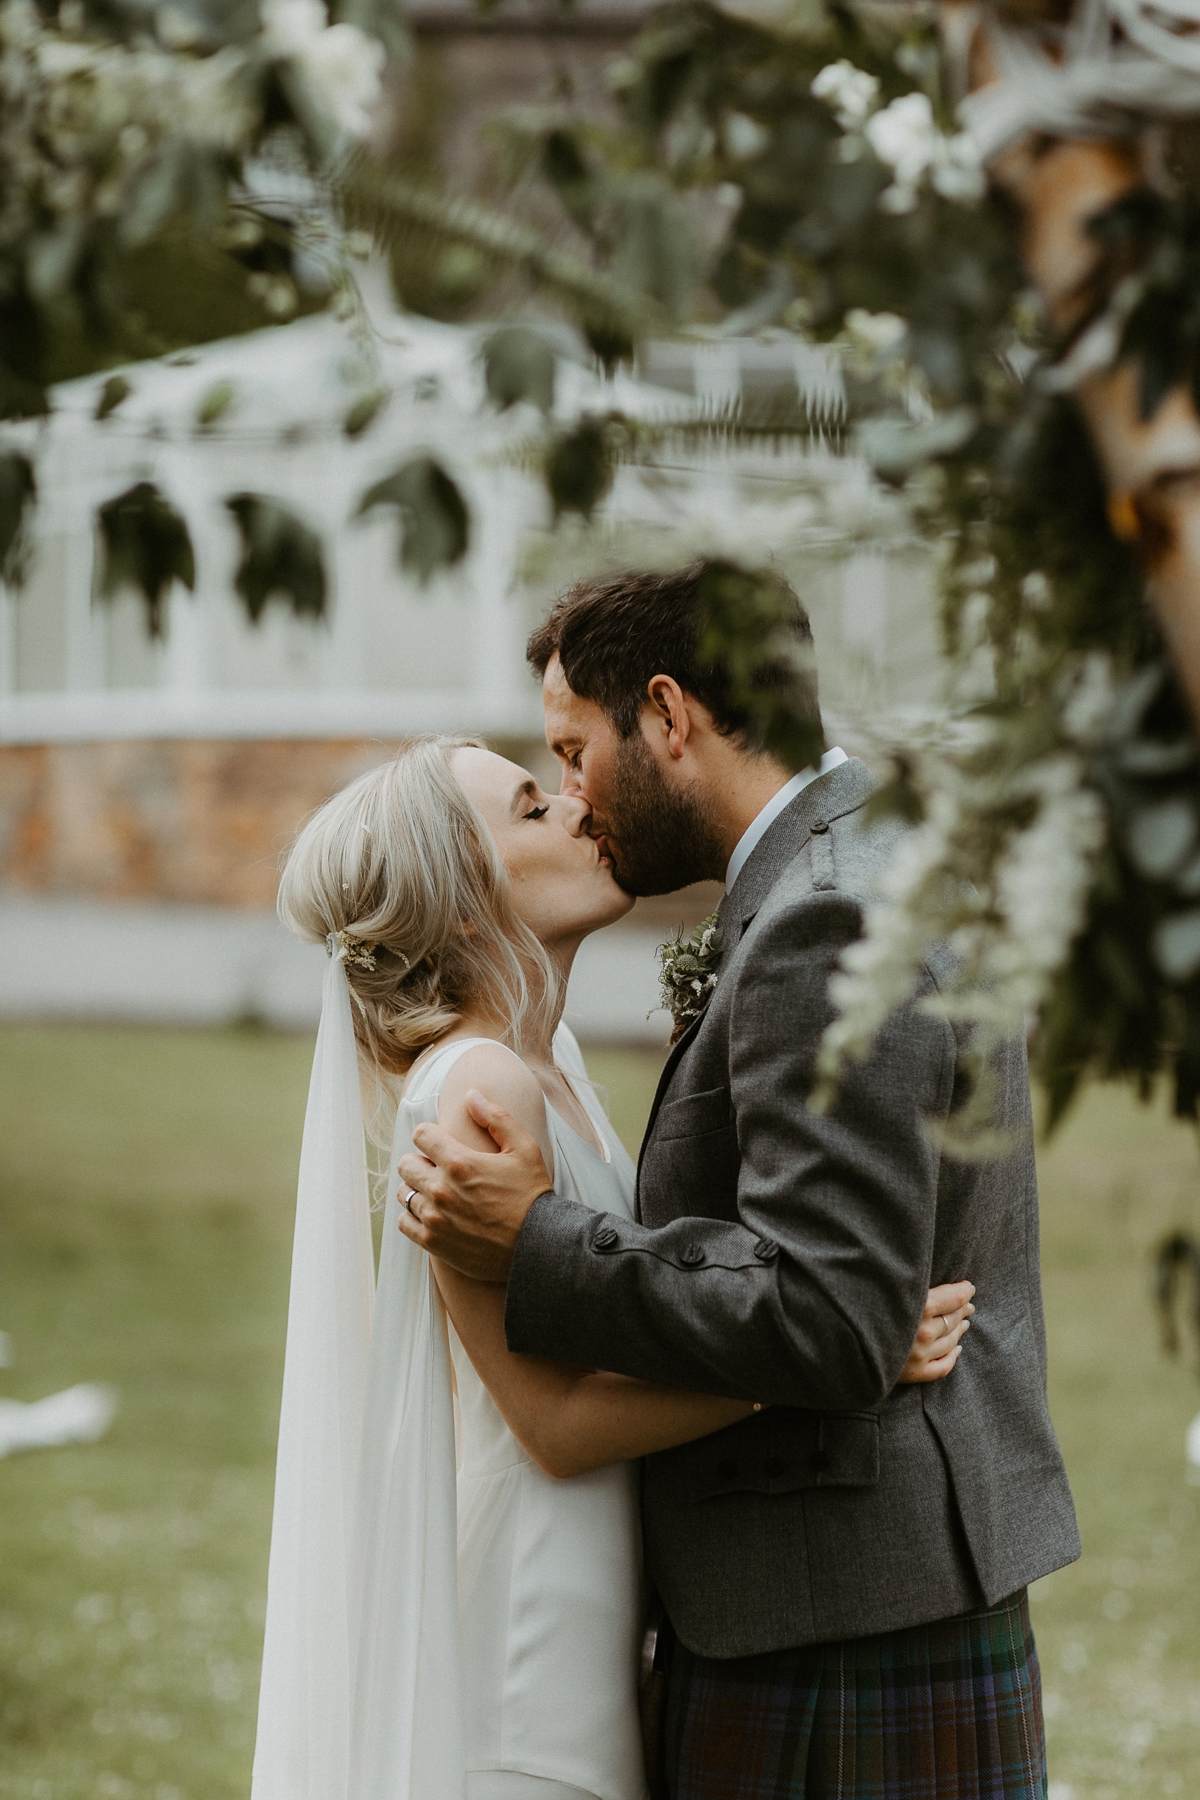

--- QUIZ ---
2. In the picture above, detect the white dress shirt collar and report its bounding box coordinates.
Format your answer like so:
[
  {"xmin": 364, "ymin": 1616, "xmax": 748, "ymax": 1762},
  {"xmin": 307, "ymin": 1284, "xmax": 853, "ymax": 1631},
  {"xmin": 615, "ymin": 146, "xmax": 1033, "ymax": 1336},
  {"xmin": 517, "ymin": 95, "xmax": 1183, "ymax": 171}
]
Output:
[{"xmin": 724, "ymin": 748, "xmax": 848, "ymax": 892}]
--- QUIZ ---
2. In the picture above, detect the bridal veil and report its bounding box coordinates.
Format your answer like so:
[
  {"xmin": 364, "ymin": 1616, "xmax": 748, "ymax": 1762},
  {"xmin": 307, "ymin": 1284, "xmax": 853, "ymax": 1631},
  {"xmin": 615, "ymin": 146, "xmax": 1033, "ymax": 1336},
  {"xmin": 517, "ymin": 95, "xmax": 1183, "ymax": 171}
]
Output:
[{"xmin": 250, "ymin": 939, "xmax": 466, "ymax": 1800}]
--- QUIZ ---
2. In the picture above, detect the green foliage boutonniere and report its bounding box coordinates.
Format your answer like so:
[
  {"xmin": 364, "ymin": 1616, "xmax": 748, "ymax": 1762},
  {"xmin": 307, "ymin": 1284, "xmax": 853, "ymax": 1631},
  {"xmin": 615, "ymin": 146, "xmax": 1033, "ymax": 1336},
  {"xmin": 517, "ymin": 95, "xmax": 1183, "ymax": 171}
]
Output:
[{"xmin": 657, "ymin": 909, "xmax": 723, "ymax": 1045}]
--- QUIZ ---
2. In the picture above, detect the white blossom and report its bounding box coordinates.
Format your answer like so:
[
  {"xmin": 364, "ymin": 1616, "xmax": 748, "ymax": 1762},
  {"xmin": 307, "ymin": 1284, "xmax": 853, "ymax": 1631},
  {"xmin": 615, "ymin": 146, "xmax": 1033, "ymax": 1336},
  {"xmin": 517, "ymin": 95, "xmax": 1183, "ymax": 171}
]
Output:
[
  {"xmin": 261, "ymin": 0, "xmax": 383, "ymax": 141},
  {"xmin": 864, "ymin": 92, "xmax": 984, "ymax": 213},
  {"xmin": 811, "ymin": 60, "xmax": 880, "ymax": 129},
  {"xmin": 294, "ymin": 22, "xmax": 384, "ymax": 141}
]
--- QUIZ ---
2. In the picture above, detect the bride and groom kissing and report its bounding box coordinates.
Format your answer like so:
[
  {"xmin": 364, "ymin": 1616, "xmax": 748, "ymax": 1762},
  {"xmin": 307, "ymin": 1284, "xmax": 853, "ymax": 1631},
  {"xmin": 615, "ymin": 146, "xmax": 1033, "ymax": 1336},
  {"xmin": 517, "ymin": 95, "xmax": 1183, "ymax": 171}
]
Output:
[{"xmin": 252, "ymin": 563, "xmax": 1079, "ymax": 1800}]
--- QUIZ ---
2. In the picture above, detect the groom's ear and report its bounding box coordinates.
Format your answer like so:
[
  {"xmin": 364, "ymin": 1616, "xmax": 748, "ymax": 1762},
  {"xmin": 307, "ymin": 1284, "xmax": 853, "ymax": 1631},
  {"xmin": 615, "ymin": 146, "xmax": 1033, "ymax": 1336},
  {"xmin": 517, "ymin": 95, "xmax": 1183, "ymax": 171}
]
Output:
[
  {"xmin": 647, "ymin": 676, "xmax": 694, "ymax": 759},
  {"xmin": 645, "ymin": 675, "xmax": 694, "ymax": 760}
]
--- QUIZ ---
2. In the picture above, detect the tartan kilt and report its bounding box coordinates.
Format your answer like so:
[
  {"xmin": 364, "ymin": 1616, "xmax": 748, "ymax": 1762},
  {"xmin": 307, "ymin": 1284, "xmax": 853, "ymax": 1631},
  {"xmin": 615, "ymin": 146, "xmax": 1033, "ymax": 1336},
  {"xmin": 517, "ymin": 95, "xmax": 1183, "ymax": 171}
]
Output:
[{"xmin": 664, "ymin": 1588, "xmax": 1046, "ymax": 1800}]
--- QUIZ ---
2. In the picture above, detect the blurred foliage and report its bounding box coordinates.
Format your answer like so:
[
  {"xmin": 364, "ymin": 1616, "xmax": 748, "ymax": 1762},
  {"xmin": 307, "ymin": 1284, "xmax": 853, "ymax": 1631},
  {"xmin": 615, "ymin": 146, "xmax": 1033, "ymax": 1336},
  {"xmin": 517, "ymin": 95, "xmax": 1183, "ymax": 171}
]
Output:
[
  {"xmin": 0, "ymin": 451, "xmax": 35, "ymax": 586},
  {"xmin": 97, "ymin": 481, "xmax": 196, "ymax": 638},
  {"xmin": 356, "ymin": 456, "xmax": 470, "ymax": 582},
  {"xmin": 9, "ymin": 0, "xmax": 1200, "ymax": 1123},
  {"xmin": 225, "ymin": 494, "xmax": 328, "ymax": 622}
]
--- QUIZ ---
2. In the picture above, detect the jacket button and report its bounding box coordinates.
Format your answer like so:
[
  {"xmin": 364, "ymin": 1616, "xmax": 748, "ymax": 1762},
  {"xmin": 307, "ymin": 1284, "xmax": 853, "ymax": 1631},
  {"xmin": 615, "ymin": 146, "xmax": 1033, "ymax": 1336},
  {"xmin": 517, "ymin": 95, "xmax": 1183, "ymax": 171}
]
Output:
[
  {"xmin": 592, "ymin": 1226, "xmax": 619, "ymax": 1252},
  {"xmin": 810, "ymin": 819, "xmax": 829, "ymax": 834},
  {"xmin": 679, "ymin": 1243, "xmax": 706, "ymax": 1267},
  {"xmin": 753, "ymin": 1237, "xmax": 779, "ymax": 1264}
]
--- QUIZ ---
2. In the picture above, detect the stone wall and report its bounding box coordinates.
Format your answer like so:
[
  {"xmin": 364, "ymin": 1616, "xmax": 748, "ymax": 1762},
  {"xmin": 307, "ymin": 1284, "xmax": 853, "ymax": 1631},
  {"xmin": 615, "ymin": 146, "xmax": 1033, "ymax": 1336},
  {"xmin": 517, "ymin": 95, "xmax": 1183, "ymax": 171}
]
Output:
[{"xmin": 0, "ymin": 740, "xmax": 399, "ymax": 909}]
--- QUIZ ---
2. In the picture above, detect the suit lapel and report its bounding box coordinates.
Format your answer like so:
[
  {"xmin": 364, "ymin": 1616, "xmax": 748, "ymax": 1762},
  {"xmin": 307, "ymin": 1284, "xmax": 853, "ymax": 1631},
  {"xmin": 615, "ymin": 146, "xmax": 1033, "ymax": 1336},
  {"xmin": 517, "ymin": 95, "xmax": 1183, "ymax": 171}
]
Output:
[
  {"xmin": 722, "ymin": 756, "xmax": 876, "ymax": 952},
  {"xmin": 635, "ymin": 757, "xmax": 878, "ymax": 1213}
]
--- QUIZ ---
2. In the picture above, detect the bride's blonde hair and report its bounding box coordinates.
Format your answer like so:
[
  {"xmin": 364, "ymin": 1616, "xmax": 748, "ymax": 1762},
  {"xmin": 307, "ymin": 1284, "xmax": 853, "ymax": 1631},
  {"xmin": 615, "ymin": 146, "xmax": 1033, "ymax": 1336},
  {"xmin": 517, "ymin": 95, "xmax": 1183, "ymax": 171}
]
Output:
[{"xmin": 278, "ymin": 736, "xmax": 561, "ymax": 1076}]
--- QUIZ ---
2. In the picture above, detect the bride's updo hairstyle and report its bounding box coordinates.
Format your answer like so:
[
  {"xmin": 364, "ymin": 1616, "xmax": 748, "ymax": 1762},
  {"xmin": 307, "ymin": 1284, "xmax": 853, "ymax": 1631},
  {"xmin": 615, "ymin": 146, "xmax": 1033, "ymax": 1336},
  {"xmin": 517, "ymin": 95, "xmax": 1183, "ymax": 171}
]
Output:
[{"xmin": 278, "ymin": 736, "xmax": 560, "ymax": 1076}]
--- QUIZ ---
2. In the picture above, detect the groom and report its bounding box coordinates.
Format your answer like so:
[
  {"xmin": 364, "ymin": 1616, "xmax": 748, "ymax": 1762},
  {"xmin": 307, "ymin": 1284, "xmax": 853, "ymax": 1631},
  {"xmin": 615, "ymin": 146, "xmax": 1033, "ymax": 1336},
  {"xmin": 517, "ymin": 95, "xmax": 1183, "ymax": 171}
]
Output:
[{"xmin": 398, "ymin": 563, "xmax": 1079, "ymax": 1797}]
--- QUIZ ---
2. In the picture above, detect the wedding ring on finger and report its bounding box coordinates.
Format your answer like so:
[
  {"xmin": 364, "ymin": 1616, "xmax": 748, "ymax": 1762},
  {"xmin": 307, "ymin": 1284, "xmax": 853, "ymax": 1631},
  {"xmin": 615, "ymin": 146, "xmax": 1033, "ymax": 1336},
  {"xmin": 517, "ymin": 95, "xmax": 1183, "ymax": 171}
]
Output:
[
  {"xmin": 402, "ymin": 1187, "xmax": 418, "ymax": 1219},
  {"xmin": 941, "ymin": 1315, "xmax": 951, "ymax": 1335}
]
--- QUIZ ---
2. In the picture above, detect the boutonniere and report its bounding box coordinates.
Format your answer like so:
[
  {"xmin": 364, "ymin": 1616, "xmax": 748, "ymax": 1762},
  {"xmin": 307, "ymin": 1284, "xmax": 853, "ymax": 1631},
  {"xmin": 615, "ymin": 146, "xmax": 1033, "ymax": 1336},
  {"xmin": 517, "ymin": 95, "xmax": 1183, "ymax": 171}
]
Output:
[{"xmin": 657, "ymin": 909, "xmax": 723, "ymax": 1045}]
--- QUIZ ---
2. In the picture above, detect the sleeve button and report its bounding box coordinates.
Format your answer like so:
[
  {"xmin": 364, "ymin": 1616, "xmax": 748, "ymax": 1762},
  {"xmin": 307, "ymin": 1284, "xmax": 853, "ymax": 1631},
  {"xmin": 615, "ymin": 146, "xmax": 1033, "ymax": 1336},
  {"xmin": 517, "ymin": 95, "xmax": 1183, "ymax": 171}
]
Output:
[
  {"xmin": 679, "ymin": 1243, "xmax": 706, "ymax": 1267},
  {"xmin": 753, "ymin": 1238, "xmax": 779, "ymax": 1264},
  {"xmin": 810, "ymin": 819, "xmax": 829, "ymax": 834},
  {"xmin": 592, "ymin": 1226, "xmax": 619, "ymax": 1252}
]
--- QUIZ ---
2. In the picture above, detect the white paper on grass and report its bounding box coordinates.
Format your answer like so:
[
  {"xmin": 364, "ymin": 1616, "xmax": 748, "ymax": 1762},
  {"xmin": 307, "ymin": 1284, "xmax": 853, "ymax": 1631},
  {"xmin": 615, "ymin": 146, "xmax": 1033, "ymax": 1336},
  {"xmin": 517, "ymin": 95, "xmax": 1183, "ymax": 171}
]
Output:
[{"xmin": 0, "ymin": 1383, "xmax": 117, "ymax": 1457}]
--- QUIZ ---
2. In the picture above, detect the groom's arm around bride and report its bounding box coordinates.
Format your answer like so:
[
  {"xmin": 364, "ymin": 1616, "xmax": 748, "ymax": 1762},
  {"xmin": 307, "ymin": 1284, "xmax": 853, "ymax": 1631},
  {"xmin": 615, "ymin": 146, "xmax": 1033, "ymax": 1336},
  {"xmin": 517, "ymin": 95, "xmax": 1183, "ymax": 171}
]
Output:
[{"xmin": 401, "ymin": 563, "xmax": 1079, "ymax": 1799}]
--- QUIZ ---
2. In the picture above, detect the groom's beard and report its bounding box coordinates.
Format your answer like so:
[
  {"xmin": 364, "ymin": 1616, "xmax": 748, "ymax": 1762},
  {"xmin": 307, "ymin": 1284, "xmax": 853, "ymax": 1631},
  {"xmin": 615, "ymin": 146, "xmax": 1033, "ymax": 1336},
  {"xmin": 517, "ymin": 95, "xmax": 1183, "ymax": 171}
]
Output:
[{"xmin": 599, "ymin": 732, "xmax": 726, "ymax": 897}]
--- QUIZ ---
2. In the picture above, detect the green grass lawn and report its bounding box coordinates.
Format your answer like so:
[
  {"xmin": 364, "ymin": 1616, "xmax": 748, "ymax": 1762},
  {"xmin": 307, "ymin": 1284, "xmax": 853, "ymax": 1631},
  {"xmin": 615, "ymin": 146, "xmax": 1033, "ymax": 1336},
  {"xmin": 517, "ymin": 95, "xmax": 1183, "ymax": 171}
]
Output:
[{"xmin": 0, "ymin": 1025, "xmax": 1198, "ymax": 1799}]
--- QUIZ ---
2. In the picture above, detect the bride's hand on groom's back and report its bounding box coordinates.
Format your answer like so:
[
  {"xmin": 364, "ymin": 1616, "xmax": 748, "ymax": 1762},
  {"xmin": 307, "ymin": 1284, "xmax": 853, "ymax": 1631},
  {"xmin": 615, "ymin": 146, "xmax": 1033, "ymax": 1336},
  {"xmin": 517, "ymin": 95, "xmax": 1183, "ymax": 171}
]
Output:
[{"xmin": 898, "ymin": 1281, "xmax": 975, "ymax": 1384}]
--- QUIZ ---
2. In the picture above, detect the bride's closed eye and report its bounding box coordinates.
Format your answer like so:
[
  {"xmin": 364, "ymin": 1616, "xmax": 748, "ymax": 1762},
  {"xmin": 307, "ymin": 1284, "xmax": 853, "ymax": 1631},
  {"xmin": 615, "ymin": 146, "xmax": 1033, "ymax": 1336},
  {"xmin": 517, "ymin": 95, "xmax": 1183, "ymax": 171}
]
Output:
[{"xmin": 523, "ymin": 804, "xmax": 549, "ymax": 821}]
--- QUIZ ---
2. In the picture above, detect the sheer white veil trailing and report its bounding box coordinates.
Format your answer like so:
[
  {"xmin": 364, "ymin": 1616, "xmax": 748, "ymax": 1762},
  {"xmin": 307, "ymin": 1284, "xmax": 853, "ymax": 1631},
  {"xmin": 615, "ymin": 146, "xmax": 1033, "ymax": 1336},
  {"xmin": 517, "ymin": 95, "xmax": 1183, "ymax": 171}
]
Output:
[{"xmin": 250, "ymin": 936, "xmax": 465, "ymax": 1800}]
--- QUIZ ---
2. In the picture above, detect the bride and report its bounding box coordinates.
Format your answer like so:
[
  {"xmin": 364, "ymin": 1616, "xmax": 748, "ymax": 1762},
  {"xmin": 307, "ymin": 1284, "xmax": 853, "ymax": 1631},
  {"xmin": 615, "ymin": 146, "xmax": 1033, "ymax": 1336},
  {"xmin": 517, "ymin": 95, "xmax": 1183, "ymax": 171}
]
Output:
[{"xmin": 251, "ymin": 735, "xmax": 973, "ymax": 1800}]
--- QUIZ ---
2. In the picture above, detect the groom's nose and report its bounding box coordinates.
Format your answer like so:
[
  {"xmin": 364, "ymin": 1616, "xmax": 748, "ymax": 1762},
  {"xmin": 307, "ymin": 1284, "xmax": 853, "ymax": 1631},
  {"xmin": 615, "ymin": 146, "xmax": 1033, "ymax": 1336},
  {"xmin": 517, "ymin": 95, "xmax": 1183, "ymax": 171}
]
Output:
[{"xmin": 558, "ymin": 794, "xmax": 592, "ymax": 836}]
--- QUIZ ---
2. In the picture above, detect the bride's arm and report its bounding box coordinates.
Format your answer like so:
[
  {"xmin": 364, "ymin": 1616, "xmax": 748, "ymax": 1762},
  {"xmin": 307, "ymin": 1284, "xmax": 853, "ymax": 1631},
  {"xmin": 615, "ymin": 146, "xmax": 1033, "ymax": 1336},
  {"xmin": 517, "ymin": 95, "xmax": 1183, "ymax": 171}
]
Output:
[
  {"xmin": 434, "ymin": 1260, "xmax": 755, "ymax": 1476},
  {"xmin": 426, "ymin": 1052, "xmax": 972, "ymax": 1479}
]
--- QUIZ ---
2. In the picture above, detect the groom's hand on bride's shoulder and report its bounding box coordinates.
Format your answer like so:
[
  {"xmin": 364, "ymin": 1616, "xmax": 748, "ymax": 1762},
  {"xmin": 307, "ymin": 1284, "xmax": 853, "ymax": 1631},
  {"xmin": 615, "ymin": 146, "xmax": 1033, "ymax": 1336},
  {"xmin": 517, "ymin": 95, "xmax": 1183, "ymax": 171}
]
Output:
[{"xmin": 396, "ymin": 1092, "xmax": 554, "ymax": 1282}]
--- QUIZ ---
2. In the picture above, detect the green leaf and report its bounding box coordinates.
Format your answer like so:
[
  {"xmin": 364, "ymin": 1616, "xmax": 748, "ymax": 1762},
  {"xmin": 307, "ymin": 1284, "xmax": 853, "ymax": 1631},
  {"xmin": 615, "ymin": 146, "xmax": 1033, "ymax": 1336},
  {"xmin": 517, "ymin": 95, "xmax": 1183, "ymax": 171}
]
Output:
[
  {"xmin": 97, "ymin": 482, "xmax": 195, "ymax": 639},
  {"xmin": 225, "ymin": 494, "xmax": 328, "ymax": 624},
  {"xmin": 343, "ymin": 388, "xmax": 391, "ymax": 437},
  {"xmin": 694, "ymin": 559, "xmax": 824, "ymax": 773},
  {"xmin": 356, "ymin": 457, "xmax": 470, "ymax": 582},
  {"xmin": 196, "ymin": 381, "xmax": 235, "ymax": 431},
  {"xmin": 1155, "ymin": 909, "xmax": 1200, "ymax": 982},
  {"xmin": 95, "ymin": 376, "xmax": 132, "ymax": 422},
  {"xmin": 854, "ymin": 408, "xmax": 978, "ymax": 485},
  {"xmin": 546, "ymin": 418, "xmax": 615, "ymax": 519},
  {"xmin": 0, "ymin": 452, "xmax": 36, "ymax": 586},
  {"xmin": 482, "ymin": 326, "xmax": 556, "ymax": 413}
]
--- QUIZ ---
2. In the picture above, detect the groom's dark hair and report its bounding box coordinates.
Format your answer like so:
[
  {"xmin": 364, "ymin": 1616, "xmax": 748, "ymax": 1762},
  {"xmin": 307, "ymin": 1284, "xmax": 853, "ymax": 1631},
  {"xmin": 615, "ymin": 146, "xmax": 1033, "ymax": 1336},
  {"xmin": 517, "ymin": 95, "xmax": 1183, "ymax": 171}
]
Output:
[{"xmin": 526, "ymin": 560, "xmax": 821, "ymax": 744}]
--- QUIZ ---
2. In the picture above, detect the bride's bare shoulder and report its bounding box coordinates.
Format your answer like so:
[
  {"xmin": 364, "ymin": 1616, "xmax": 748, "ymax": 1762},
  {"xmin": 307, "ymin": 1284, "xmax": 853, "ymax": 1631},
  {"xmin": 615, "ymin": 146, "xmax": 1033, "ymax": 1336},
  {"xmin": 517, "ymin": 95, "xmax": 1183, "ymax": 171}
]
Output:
[{"xmin": 436, "ymin": 1040, "xmax": 548, "ymax": 1144}]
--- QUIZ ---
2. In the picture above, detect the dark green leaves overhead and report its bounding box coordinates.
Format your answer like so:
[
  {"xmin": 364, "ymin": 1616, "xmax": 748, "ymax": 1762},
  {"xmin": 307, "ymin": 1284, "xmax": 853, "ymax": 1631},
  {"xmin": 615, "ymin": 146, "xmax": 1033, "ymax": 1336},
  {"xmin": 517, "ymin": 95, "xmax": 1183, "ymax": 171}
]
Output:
[
  {"xmin": 482, "ymin": 326, "xmax": 556, "ymax": 413},
  {"xmin": 0, "ymin": 452, "xmax": 36, "ymax": 586},
  {"xmin": 694, "ymin": 559, "xmax": 824, "ymax": 774},
  {"xmin": 96, "ymin": 481, "xmax": 195, "ymax": 638},
  {"xmin": 357, "ymin": 456, "xmax": 469, "ymax": 582},
  {"xmin": 546, "ymin": 417, "xmax": 617, "ymax": 519},
  {"xmin": 225, "ymin": 494, "xmax": 328, "ymax": 624}
]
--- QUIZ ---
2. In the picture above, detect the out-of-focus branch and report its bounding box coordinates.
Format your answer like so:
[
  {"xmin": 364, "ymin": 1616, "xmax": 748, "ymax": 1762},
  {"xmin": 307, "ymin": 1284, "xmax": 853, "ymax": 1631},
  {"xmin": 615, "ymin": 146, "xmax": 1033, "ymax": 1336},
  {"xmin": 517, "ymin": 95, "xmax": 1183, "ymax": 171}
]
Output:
[{"xmin": 956, "ymin": 2, "xmax": 1200, "ymax": 724}]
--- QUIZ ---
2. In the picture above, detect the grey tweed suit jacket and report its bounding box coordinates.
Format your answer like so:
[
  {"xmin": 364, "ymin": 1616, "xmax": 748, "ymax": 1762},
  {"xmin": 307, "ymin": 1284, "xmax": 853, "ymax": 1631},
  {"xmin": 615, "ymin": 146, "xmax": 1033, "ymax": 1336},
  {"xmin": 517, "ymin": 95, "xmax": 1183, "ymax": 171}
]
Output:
[{"xmin": 506, "ymin": 756, "xmax": 1080, "ymax": 1657}]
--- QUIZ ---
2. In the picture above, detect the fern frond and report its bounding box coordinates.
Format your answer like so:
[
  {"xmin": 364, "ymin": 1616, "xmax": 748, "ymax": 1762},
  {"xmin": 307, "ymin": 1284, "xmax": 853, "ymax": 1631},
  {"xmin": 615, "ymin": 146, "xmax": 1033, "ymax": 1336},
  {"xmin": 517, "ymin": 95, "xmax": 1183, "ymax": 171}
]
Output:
[{"xmin": 334, "ymin": 152, "xmax": 667, "ymax": 343}]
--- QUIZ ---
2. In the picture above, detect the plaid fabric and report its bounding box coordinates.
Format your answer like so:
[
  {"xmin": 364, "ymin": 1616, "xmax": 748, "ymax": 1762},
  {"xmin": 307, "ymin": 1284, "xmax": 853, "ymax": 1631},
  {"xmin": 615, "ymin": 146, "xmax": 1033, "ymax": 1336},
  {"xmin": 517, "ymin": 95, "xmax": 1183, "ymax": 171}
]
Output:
[{"xmin": 664, "ymin": 1589, "xmax": 1046, "ymax": 1800}]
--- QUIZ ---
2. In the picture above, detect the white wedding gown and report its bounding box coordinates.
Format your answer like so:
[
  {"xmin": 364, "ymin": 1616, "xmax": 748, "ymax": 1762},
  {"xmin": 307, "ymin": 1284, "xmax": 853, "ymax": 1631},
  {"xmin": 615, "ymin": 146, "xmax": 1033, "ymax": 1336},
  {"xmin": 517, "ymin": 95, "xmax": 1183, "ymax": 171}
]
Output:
[{"xmin": 357, "ymin": 1028, "xmax": 649, "ymax": 1800}]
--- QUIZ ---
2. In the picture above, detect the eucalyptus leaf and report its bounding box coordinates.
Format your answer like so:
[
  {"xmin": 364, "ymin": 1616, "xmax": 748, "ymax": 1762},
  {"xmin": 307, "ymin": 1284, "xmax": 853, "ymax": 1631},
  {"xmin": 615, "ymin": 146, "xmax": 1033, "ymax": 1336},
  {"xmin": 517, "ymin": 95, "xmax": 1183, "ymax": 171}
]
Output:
[
  {"xmin": 483, "ymin": 326, "xmax": 556, "ymax": 413},
  {"xmin": 546, "ymin": 418, "xmax": 615, "ymax": 520},
  {"xmin": 196, "ymin": 380, "xmax": 235, "ymax": 430},
  {"xmin": 1154, "ymin": 909, "xmax": 1200, "ymax": 982},
  {"xmin": 854, "ymin": 409, "xmax": 978, "ymax": 485},
  {"xmin": 97, "ymin": 482, "xmax": 195, "ymax": 638},
  {"xmin": 226, "ymin": 494, "xmax": 327, "ymax": 624},
  {"xmin": 694, "ymin": 559, "xmax": 824, "ymax": 773},
  {"xmin": 356, "ymin": 457, "xmax": 469, "ymax": 582},
  {"xmin": 0, "ymin": 452, "xmax": 36, "ymax": 587},
  {"xmin": 343, "ymin": 389, "xmax": 391, "ymax": 437},
  {"xmin": 1127, "ymin": 798, "xmax": 1197, "ymax": 879},
  {"xmin": 95, "ymin": 376, "xmax": 132, "ymax": 422}
]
